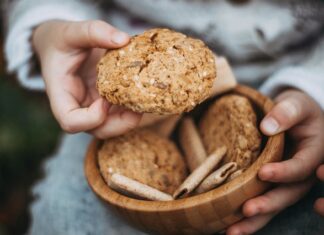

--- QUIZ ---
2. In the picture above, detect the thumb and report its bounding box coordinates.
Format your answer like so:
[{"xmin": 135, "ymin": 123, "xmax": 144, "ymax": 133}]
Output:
[
  {"xmin": 62, "ymin": 20, "xmax": 130, "ymax": 49},
  {"xmin": 260, "ymin": 90, "xmax": 312, "ymax": 136}
]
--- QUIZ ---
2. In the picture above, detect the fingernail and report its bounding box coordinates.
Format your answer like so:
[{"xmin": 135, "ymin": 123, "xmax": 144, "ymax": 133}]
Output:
[
  {"xmin": 262, "ymin": 117, "xmax": 279, "ymax": 135},
  {"xmin": 111, "ymin": 31, "xmax": 129, "ymax": 44}
]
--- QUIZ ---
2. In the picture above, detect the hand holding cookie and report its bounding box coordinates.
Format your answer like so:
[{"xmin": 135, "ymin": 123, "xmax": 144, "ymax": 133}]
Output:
[{"xmin": 32, "ymin": 20, "xmax": 142, "ymax": 139}]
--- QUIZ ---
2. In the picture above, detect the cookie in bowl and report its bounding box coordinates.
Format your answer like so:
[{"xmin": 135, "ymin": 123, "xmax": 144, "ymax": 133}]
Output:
[
  {"xmin": 98, "ymin": 129, "xmax": 187, "ymax": 195},
  {"xmin": 96, "ymin": 28, "xmax": 216, "ymax": 114},
  {"xmin": 199, "ymin": 94, "xmax": 262, "ymax": 169}
]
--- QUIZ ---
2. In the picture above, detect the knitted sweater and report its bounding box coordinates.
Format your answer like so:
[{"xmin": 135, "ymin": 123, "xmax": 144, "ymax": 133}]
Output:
[{"xmin": 3, "ymin": 0, "xmax": 324, "ymax": 109}]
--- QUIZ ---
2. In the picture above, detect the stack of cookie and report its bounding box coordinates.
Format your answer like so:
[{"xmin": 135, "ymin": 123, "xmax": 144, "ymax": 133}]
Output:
[{"xmin": 96, "ymin": 28, "xmax": 261, "ymax": 201}]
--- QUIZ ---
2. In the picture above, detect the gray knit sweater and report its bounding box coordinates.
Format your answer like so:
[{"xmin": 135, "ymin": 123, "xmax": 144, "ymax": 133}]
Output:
[{"xmin": 4, "ymin": 0, "xmax": 324, "ymax": 106}]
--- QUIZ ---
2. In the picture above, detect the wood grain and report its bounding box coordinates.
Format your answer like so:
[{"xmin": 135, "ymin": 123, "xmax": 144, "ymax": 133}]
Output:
[{"xmin": 84, "ymin": 85, "xmax": 285, "ymax": 235}]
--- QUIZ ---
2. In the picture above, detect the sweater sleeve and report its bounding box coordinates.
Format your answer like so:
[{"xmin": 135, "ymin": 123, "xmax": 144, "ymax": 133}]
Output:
[
  {"xmin": 260, "ymin": 36, "xmax": 324, "ymax": 110},
  {"xmin": 4, "ymin": 0, "xmax": 102, "ymax": 90}
]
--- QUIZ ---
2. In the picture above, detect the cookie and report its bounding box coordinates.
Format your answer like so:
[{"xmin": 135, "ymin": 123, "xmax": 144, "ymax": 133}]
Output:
[
  {"xmin": 98, "ymin": 129, "xmax": 187, "ymax": 194},
  {"xmin": 97, "ymin": 28, "xmax": 216, "ymax": 114},
  {"xmin": 199, "ymin": 95, "xmax": 261, "ymax": 169}
]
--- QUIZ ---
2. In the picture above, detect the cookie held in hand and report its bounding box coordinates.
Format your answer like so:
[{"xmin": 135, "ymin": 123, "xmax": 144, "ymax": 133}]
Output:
[
  {"xmin": 98, "ymin": 129, "xmax": 187, "ymax": 195},
  {"xmin": 97, "ymin": 28, "xmax": 216, "ymax": 114},
  {"xmin": 200, "ymin": 95, "xmax": 261, "ymax": 169}
]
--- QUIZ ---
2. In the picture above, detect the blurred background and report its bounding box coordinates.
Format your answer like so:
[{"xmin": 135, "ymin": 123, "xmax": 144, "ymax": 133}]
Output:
[{"xmin": 0, "ymin": 24, "xmax": 61, "ymax": 235}]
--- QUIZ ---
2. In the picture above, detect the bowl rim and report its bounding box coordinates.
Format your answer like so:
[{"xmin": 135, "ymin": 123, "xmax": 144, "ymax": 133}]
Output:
[{"xmin": 84, "ymin": 85, "xmax": 284, "ymax": 213}]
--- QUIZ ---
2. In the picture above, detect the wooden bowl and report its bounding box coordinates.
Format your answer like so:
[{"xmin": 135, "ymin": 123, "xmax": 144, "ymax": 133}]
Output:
[{"xmin": 84, "ymin": 85, "xmax": 284, "ymax": 235}]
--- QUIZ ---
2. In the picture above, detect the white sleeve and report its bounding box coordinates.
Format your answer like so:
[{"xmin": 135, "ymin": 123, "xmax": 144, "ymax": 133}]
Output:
[
  {"xmin": 260, "ymin": 37, "xmax": 324, "ymax": 110},
  {"xmin": 4, "ymin": 0, "xmax": 102, "ymax": 90}
]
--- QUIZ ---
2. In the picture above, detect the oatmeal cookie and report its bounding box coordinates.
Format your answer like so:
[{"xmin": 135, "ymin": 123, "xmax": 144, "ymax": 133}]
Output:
[
  {"xmin": 199, "ymin": 95, "xmax": 261, "ymax": 169},
  {"xmin": 97, "ymin": 28, "xmax": 216, "ymax": 114},
  {"xmin": 98, "ymin": 129, "xmax": 187, "ymax": 194}
]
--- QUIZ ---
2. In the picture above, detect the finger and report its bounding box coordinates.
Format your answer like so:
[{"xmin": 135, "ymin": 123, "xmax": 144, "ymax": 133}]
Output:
[
  {"xmin": 62, "ymin": 20, "xmax": 129, "ymax": 49},
  {"xmin": 79, "ymin": 48, "xmax": 106, "ymax": 84},
  {"xmin": 242, "ymin": 178, "xmax": 314, "ymax": 217},
  {"xmin": 108, "ymin": 105, "xmax": 127, "ymax": 114},
  {"xmin": 259, "ymin": 144, "xmax": 321, "ymax": 182},
  {"xmin": 226, "ymin": 213, "xmax": 275, "ymax": 235},
  {"xmin": 260, "ymin": 92, "xmax": 313, "ymax": 136},
  {"xmin": 91, "ymin": 109, "xmax": 142, "ymax": 139},
  {"xmin": 316, "ymin": 165, "xmax": 324, "ymax": 181},
  {"xmin": 50, "ymin": 87, "xmax": 109, "ymax": 132},
  {"xmin": 314, "ymin": 198, "xmax": 324, "ymax": 217}
]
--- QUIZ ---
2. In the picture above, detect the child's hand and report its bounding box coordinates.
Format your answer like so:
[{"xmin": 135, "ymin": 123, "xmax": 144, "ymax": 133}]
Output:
[
  {"xmin": 32, "ymin": 20, "xmax": 142, "ymax": 138},
  {"xmin": 315, "ymin": 164, "xmax": 324, "ymax": 216},
  {"xmin": 227, "ymin": 89, "xmax": 324, "ymax": 235}
]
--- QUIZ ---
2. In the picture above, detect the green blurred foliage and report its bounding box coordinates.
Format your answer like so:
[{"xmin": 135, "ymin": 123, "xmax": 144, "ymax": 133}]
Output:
[
  {"xmin": 0, "ymin": 13, "xmax": 60, "ymax": 235},
  {"xmin": 0, "ymin": 77, "xmax": 60, "ymax": 198},
  {"xmin": 0, "ymin": 74, "xmax": 61, "ymax": 234}
]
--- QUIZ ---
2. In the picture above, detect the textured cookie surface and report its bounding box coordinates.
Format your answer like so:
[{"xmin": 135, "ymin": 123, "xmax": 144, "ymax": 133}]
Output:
[
  {"xmin": 98, "ymin": 129, "xmax": 187, "ymax": 194},
  {"xmin": 97, "ymin": 28, "xmax": 216, "ymax": 114},
  {"xmin": 199, "ymin": 95, "xmax": 261, "ymax": 169}
]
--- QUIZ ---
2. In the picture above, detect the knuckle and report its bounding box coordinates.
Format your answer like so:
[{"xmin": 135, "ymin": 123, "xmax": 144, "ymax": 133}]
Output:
[
  {"xmin": 125, "ymin": 118, "xmax": 141, "ymax": 130},
  {"xmin": 94, "ymin": 132, "xmax": 105, "ymax": 140},
  {"xmin": 277, "ymin": 162, "xmax": 289, "ymax": 175},
  {"xmin": 84, "ymin": 21, "xmax": 96, "ymax": 47},
  {"xmin": 294, "ymin": 157, "xmax": 312, "ymax": 179},
  {"xmin": 60, "ymin": 120, "xmax": 77, "ymax": 133},
  {"xmin": 275, "ymin": 100, "xmax": 300, "ymax": 123},
  {"xmin": 258, "ymin": 196, "xmax": 272, "ymax": 211},
  {"xmin": 61, "ymin": 22, "xmax": 74, "ymax": 43},
  {"xmin": 91, "ymin": 20, "xmax": 107, "ymax": 29},
  {"xmin": 285, "ymin": 99, "xmax": 300, "ymax": 116},
  {"xmin": 85, "ymin": 20, "xmax": 111, "ymax": 47},
  {"xmin": 87, "ymin": 110, "xmax": 106, "ymax": 128},
  {"xmin": 260, "ymin": 195, "xmax": 271, "ymax": 205},
  {"xmin": 92, "ymin": 127, "xmax": 111, "ymax": 140},
  {"xmin": 262, "ymin": 193, "xmax": 281, "ymax": 212},
  {"xmin": 95, "ymin": 111, "xmax": 107, "ymax": 124},
  {"xmin": 268, "ymin": 163, "xmax": 286, "ymax": 180},
  {"xmin": 86, "ymin": 20, "xmax": 98, "ymax": 33}
]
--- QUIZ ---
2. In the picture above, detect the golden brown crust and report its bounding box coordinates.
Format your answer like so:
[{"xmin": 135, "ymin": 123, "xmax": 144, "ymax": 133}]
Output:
[
  {"xmin": 199, "ymin": 95, "xmax": 261, "ymax": 169},
  {"xmin": 98, "ymin": 129, "xmax": 187, "ymax": 194},
  {"xmin": 97, "ymin": 28, "xmax": 216, "ymax": 114}
]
